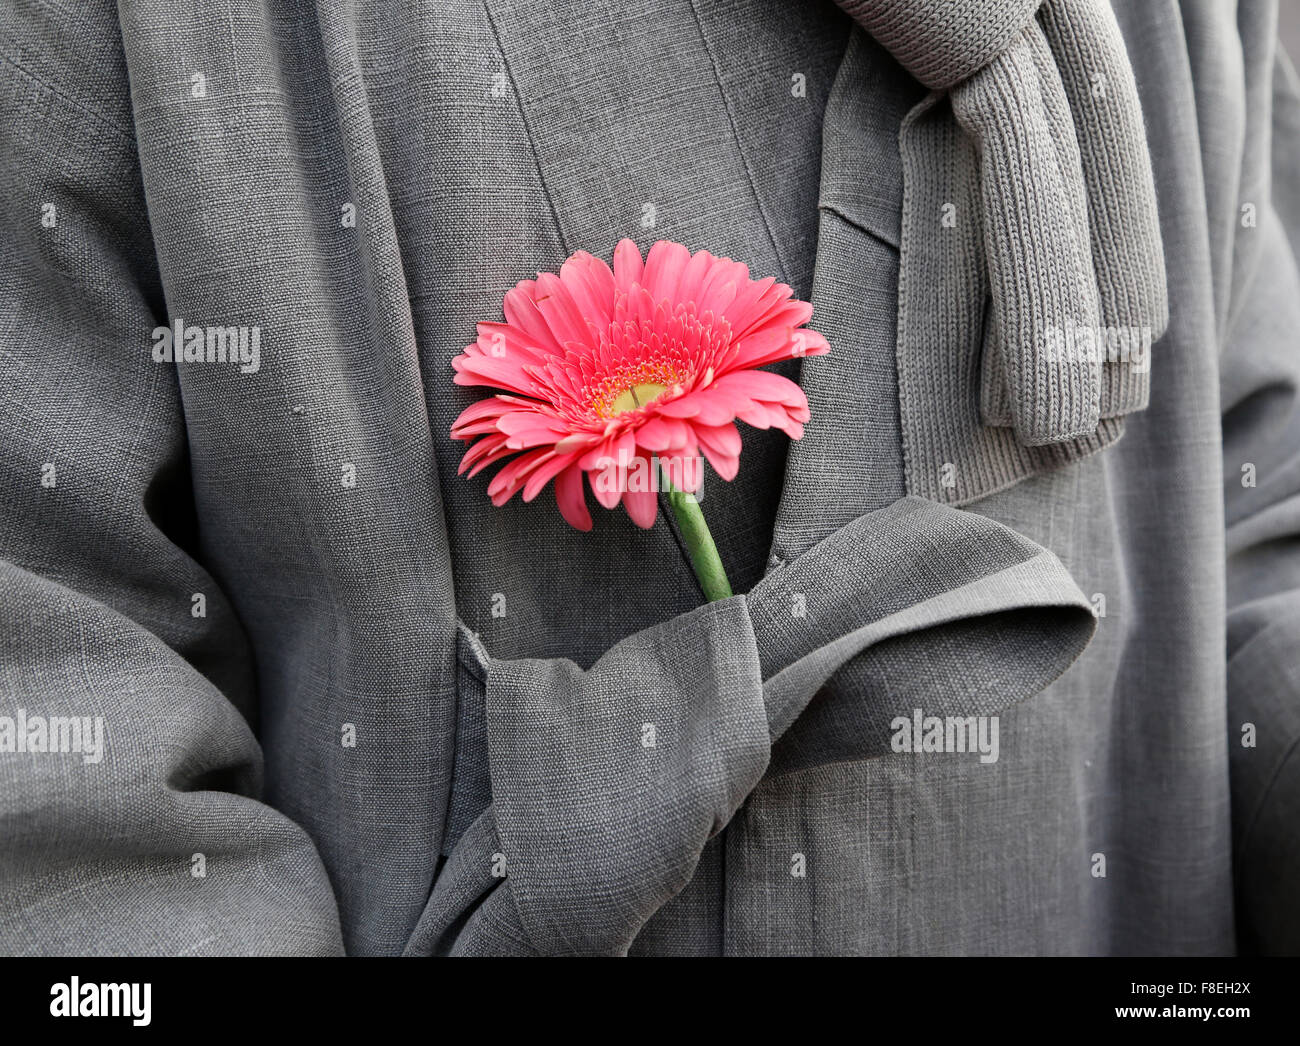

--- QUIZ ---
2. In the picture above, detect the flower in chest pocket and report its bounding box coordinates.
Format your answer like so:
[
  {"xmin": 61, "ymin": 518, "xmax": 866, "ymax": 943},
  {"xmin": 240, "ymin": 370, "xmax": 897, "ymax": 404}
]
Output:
[{"xmin": 450, "ymin": 239, "xmax": 828, "ymax": 600}]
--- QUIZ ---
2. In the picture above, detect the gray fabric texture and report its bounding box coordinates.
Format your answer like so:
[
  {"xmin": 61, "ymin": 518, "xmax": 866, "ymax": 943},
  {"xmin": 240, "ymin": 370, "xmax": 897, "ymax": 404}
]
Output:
[{"xmin": 0, "ymin": 0, "xmax": 1296, "ymax": 956}]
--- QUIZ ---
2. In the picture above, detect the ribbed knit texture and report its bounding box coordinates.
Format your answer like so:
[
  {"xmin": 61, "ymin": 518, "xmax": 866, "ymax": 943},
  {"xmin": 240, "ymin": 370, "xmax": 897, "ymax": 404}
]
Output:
[{"xmin": 839, "ymin": 0, "xmax": 1168, "ymax": 451}]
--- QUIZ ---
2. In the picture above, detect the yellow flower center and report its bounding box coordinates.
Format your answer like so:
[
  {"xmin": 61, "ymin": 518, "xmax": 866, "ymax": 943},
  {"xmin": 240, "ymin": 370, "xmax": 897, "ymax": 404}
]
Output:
[
  {"xmin": 608, "ymin": 382, "xmax": 668, "ymax": 415},
  {"xmin": 590, "ymin": 361, "xmax": 680, "ymax": 418}
]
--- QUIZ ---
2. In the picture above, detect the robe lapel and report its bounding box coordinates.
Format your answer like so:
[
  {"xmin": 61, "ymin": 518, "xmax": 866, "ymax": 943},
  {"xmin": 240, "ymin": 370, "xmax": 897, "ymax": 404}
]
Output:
[{"xmin": 769, "ymin": 28, "xmax": 925, "ymax": 564}]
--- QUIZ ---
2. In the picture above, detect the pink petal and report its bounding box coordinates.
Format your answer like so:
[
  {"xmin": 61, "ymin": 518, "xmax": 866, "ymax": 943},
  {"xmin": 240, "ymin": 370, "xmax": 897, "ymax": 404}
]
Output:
[
  {"xmin": 740, "ymin": 401, "xmax": 805, "ymax": 440},
  {"xmin": 457, "ymin": 434, "xmax": 509, "ymax": 474},
  {"xmin": 465, "ymin": 442, "xmax": 518, "ymax": 479},
  {"xmin": 697, "ymin": 279, "xmax": 739, "ymax": 320},
  {"xmin": 503, "ymin": 284, "xmax": 565, "ymax": 356},
  {"xmin": 451, "ymin": 394, "xmax": 515, "ymax": 432},
  {"xmin": 748, "ymin": 299, "xmax": 813, "ymax": 334},
  {"xmin": 560, "ymin": 251, "xmax": 616, "ymax": 328},
  {"xmin": 692, "ymin": 421, "xmax": 742, "ymax": 458},
  {"xmin": 555, "ymin": 464, "xmax": 592, "ymax": 531},
  {"xmin": 589, "ymin": 457, "xmax": 624, "ymax": 509},
  {"xmin": 713, "ymin": 369, "xmax": 808, "ymax": 407},
  {"xmin": 534, "ymin": 272, "xmax": 597, "ymax": 351},
  {"xmin": 453, "ymin": 418, "xmax": 509, "ymax": 438},
  {"xmin": 735, "ymin": 401, "xmax": 773, "ymax": 429},
  {"xmin": 622, "ymin": 487, "xmax": 659, "ymax": 528},
  {"xmin": 487, "ymin": 448, "xmax": 550, "ymax": 503},
  {"xmin": 633, "ymin": 416, "xmax": 677, "ymax": 452},
  {"xmin": 643, "ymin": 241, "xmax": 691, "ymax": 304},
  {"xmin": 730, "ymin": 323, "xmax": 829, "ymax": 371},
  {"xmin": 721, "ymin": 325, "xmax": 794, "ymax": 371},
  {"xmin": 654, "ymin": 393, "xmax": 703, "ymax": 419},
  {"xmin": 777, "ymin": 417, "xmax": 805, "ymax": 440},
  {"xmin": 697, "ymin": 258, "xmax": 749, "ymax": 314},
  {"xmin": 731, "ymin": 282, "xmax": 795, "ymax": 338},
  {"xmin": 707, "ymin": 449, "xmax": 738, "ymax": 480},
  {"xmin": 578, "ymin": 437, "xmax": 617, "ymax": 471},
  {"xmin": 522, "ymin": 451, "xmax": 576, "ymax": 502},
  {"xmin": 472, "ymin": 321, "xmax": 548, "ymax": 363},
  {"xmin": 699, "ymin": 441, "xmax": 740, "ymax": 481},
  {"xmin": 452, "ymin": 354, "xmax": 537, "ymax": 396},
  {"xmin": 676, "ymin": 247, "xmax": 716, "ymax": 305},
  {"xmin": 580, "ymin": 428, "xmax": 636, "ymax": 471},
  {"xmin": 505, "ymin": 429, "xmax": 571, "ymax": 451},
  {"xmin": 691, "ymin": 387, "xmax": 750, "ymax": 426},
  {"xmin": 613, "ymin": 239, "xmax": 644, "ymax": 292},
  {"xmin": 496, "ymin": 412, "xmax": 570, "ymax": 443},
  {"xmin": 721, "ymin": 275, "xmax": 776, "ymax": 331},
  {"xmin": 659, "ymin": 418, "xmax": 692, "ymax": 450},
  {"xmin": 791, "ymin": 328, "xmax": 831, "ymax": 359}
]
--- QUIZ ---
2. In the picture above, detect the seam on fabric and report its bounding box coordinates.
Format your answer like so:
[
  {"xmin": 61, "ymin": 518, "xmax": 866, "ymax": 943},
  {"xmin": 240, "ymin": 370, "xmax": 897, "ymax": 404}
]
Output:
[
  {"xmin": 481, "ymin": 1, "xmax": 570, "ymax": 255},
  {"xmin": 1237, "ymin": 728, "xmax": 1300, "ymax": 862},
  {"xmin": 1230, "ymin": 620, "xmax": 1300, "ymax": 857},
  {"xmin": 685, "ymin": 0, "xmax": 787, "ymax": 275},
  {"xmin": 0, "ymin": 47, "xmax": 137, "ymax": 143},
  {"xmin": 818, "ymin": 202, "xmax": 902, "ymax": 254}
]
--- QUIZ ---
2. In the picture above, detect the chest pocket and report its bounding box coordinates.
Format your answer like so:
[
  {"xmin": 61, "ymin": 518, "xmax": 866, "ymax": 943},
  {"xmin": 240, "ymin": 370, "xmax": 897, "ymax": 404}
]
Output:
[{"xmin": 818, "ymin": 28, "xmax": 1154, "ymax": 508}]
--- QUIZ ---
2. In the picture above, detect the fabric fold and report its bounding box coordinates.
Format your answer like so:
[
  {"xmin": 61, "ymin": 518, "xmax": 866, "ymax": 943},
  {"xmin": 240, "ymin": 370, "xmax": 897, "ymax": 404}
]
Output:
[
  {"xmin": 751, "ymin": 497, "xmax": 1096, "ymax": 772},
  {"xmin": 407, "ymin": 497, "xmax": 1096, "ymax": 956}
]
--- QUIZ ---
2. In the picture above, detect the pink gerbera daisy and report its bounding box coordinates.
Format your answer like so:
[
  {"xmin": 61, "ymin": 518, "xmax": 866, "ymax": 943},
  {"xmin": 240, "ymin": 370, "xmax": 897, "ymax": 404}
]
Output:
[{"xmin": 450, "ymin": 239, "xmax": 829, "ymax": 531}]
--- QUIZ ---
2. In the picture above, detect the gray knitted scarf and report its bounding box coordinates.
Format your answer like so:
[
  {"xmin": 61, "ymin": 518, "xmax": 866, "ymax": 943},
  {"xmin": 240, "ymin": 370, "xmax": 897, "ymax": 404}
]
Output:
[{"xmin": 839, "ymin": 0, "xmax": 1168, "ymax": 446}]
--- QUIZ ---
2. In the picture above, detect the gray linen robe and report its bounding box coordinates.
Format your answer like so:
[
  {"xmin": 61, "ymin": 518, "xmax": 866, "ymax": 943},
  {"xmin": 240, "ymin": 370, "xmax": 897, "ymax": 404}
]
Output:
[{"xmin": 0, "ymin": 0, "xmax": 1296, "ymax": 955}]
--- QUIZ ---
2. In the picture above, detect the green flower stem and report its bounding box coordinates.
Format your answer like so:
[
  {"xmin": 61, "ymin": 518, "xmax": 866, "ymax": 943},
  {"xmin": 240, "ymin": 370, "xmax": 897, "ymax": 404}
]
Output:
[{"xmin": 666, "ymin": 487, "xmax": 733, "ymax": 603}]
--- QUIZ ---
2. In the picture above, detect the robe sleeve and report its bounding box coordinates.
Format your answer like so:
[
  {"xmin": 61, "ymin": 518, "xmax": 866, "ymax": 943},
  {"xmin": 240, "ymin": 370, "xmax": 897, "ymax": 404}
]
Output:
[
  {"xmin": 0, "ymin": 28, "xmax": 345, "ymax": 956},
  {"xmin": 407, "ymin": 497, "xmax": 1095, "ymax": 956},
  {"xmin": 1221, "ymin": 40, "xmax": 1300, "ymax": 956}
]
